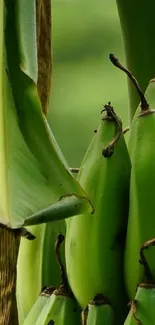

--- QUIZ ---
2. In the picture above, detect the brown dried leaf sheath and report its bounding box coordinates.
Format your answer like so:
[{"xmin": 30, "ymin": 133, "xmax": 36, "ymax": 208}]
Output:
[
  {"xmin": 36, "ymin": 0, "xmax": 52, "ymax": 115},
  {"xmin": 0, "ymin": 228, "xmax": 19, "ymax": 325}
]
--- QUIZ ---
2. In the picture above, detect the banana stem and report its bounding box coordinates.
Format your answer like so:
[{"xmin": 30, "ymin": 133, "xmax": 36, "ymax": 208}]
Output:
[
  {"xmin": 54, "ymin": 234, "xmax": 69, "ymax": 290},
  {"xmin": 129, "ymin": 300, "xmax": 142, "ymax": 325},
  {"xmin": 81, "ymin": 307, "xmax": 88, "ymax": 325},
  {"xmin": 109, "ymin": 54, "xmax": 149, "ymax": 112},
  {"xmin": 102, "ymin": 102, "xmax": 122, "ymax": 157},
  {"xmin": 123, "ymin": 126, "xmax": 130, "ymax": 134},
  {"xmin": 139, "ymin": 239, "xmax": 155, "ymax": 283}
]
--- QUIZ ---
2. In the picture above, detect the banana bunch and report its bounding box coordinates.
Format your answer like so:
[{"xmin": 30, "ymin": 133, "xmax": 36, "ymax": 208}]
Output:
[
  {"xmin": 23, "ymin": 234, "xmax": 80, "ymax": 325},
  {"xmin": 65, "ymin": 101, "xmax": 131, "ymax": 324},
  {"xmin": 17, "ymin": 51, "xmax": 155, "ymax": 325},
  {"xmin": 81, "ymin": 294, "xmax": 114, "ymax": 325}
]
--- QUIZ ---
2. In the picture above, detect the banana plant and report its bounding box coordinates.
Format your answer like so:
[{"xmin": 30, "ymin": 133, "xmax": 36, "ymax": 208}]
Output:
[
  {"xmin": 0, "ymin": 1, "xmax": 93, "ymax": 324},
  {"xmin": 116, "ymin": 0, "xmax": 155, "ymax": 119}
]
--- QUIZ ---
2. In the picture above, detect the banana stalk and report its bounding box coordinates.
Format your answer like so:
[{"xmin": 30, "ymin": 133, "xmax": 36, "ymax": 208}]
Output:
[
  {"xmin": 42, "ymin": 221, "xmax": 66, "ymax": 288},
  {"xmin": 116, "ymin": 0, "xmax": 155, "ymax": 119}
]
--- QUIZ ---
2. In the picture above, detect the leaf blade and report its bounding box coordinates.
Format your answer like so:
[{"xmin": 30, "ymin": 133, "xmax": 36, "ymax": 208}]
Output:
[
  {"xmin": 15, "ymin": 0, "xmax": 38, "ymax": 82},
  {"xmin": 0, "ymin": 1, "xmax": 90, "ymax": 228}
]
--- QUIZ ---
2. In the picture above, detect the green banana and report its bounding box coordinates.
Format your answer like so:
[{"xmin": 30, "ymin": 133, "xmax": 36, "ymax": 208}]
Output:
[
  {"xmin": 23, "ymin": 286, "xmax": 56, "ymax": 325},
  {"xmin": 17, "ymin": 224, "xmax": 45, "ymax": 325},
  {"xmin": 35, "ymin": 287, "xmax": 80, "ymax": 325},
  {"xmin": 35, "ymin": 234, "xmax": 80, "ymax": 325},
  {"xmin": 109, "ymin": 55, "xmax": 155, "ymax": 299},
  {"xmin": 81, "ymin": 294, "xmax": 114, "ymax": 325},
  {"xmin": 124, "ymin": 285, "xmax": 155, "ymax": 325},
  {"xmin": 128, "ymin": 78, "xmax": 155, "ymax": 158},
  {"xmin": 124, "ymin": 239, "xmax": 155, "ymax": 325},
  {"xmin": 65, "ymin": 103, "xmax": 131, "ymax": 324},
  {"xmin": 17, "ymin": 221, "xmax": 66, "ymax": 325}
]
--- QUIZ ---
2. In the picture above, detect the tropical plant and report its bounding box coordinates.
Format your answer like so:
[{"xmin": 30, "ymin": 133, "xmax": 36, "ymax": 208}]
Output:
[{"xmin": 1, "ymin": 1, "xmax": 155, "ymax": 325}]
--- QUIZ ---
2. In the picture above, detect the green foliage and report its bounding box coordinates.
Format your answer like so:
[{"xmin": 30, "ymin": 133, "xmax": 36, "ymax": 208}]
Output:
[
  {"xmin": 3, "ymin": 1, "xmax": 155, "ymax": 325},
  {"xmin": 0, "ymin": 0, "xmax": 92, "ymax": 228}
]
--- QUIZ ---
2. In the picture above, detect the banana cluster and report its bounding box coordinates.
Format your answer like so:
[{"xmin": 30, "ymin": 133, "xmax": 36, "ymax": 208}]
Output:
[{"xmin": 18, "ymin": 56, "xmax": 155, "ymax": 325}]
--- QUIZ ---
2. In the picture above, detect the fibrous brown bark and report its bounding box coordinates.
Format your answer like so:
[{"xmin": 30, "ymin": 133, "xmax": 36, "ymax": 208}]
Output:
[
  {"xmin": 36, "ymin": 0, "xmax": 52, "ymax": 115},
  {"xmin": 0, "ymin": 228, "xmax": 19, "ymax": 325}
]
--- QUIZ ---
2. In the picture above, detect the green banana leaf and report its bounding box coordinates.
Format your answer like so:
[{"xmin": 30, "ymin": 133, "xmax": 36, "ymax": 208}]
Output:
[
  {"xmin": 16, "ymin": 0, "xmax": 38, "ymax": 83},
  {"xmin": 0, "ymin": 0, "xmax": 91, "ymax": 229}
]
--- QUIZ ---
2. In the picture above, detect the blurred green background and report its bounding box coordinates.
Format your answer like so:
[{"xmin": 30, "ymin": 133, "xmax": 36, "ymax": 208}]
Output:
[{"xmin": 48, "ymin": 0, "xmax": 129, "ymax": 167}]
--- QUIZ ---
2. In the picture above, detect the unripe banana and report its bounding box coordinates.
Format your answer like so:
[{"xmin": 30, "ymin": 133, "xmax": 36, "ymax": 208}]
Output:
[
  {"xmin": 124, "ymin": 239, "xmax": 155, "ymax": 325},
  {"xmin": 23, "ymin": 286, "xmax": 56, "ymax": 325},
  {"xmin": 128, "ymin": 78, "xmax": 155, "ymax": 157},
  {"xmin": 124, "ymin": 285, "xmax": 155, "ymax": 325},
  {"xmin": 65, "ymin": 102, "xmax": 131, "ymax": 324},
  {"xmin": 109, "ymin": 55, "xmax": 155, "ymax": 299},
  {"xmin": 17, "ymin": 224, "xmax": 44, "ymax": 325},
  {"xmin": 81, "ymin": 294, "xmax": 114, "ymax": 325},
  {"xmin": 36, "ymin": 234, "xmax": 80, "ymax": 325},
  {"xmin": 36, "ymin": 287, "xmax": 80, "ymax": 325},
  {"xmin": 17, "ymin": 221, "xmax": 65, "ymax": 324}
]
